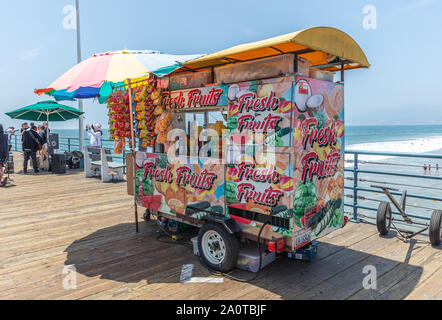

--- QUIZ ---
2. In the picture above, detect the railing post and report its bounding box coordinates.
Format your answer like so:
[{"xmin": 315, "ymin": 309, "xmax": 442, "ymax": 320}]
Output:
[
  {"xmin": 351, "ymin": 153, "xmax": 361, "ymax": 223},
  {"xmin": 15, "ymin": 135, "xmax": 18, "ymax": 151},
  {"xmin": 68, "ymin": 138, "xmax": 71, "ymax": 152}
]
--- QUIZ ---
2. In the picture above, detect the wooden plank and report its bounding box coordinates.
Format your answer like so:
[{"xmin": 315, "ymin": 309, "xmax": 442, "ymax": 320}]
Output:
[
  {"xmin": 350, "ymin": 243, "xmax": 441, "ymax": 300},
  {"xmin": 291, "ymin": 238, "xmax": 428, "ymax": 300},
  {"xmin": 405, "ymin": 268, "xmax": 442, "ymax": 300},
  {"xmin": 0, "ymin": 162, "xmax": 440, "ymax": 300}
]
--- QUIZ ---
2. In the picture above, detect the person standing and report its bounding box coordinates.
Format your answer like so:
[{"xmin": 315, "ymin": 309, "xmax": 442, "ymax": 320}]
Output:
[
  {"xmin": 86, "ymin": 123, "xmax": 102, "ymax": 147},
  {"xmin": 0, "ymin": 124, "xmax": 9, "ymax": 186},
  {"xmin": 22, "ymin": 125, "xmax": 44, "ymax": 174},
  {"xmin": 20, "ymin": 122, "xmax": 28, "ymax": 135},
  {"xmin": 43, "ymin": 122, "xmax": 50, "ymax": 144},
  {"xmin": 20, "ymin": 123, "xmax": 29, "ymax": 155},
  {"xmin": 6, "ymin": 127, "xmax": 15, "ymax": 151},
  {"xmin": 38, "ymin": 125, "xmax": 48, "ymax": 161},
  {"xmin": 43, "ymin": 122, "xmax": 49, "ymax": 134}
]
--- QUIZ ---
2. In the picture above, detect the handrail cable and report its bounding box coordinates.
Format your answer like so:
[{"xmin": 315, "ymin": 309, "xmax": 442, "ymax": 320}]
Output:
[{"xmin": 345, "ymin": 177, "xmax": 442, "ymax": 191}]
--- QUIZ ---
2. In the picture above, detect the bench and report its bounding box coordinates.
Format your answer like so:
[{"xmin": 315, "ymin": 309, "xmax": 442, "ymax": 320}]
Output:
[{"xmin": 84, "ymin": 146, "xmax": 125, "ymax": 182}]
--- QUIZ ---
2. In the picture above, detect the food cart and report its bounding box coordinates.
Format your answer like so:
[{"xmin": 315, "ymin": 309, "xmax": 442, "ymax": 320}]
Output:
[{"xmin": 113, "ymin": 27, "xmax": 370, "ymax": 272}]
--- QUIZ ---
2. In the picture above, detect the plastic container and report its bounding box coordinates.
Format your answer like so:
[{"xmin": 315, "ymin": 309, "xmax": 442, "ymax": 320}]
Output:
[
  {"xmin": 169, "ymin": 70, "xmax": 211, "ymax": 90},
  {"xmin": 191, "ymin": 238, "xmax": 276, "ymax": 272},
  {"xmin": 214, "ymin": 54, "xmax": 294, "ymax": 84},
  {"xmin": 309, "ymin": 69, "xmax": 335, "ymax": 82},
  {"xmin": 287, "ymin": 241, "xmax": 318, "ymax": 261},
  {"xmin": 297, "ymin": 57, "xmax": 312, "ymax": 77},
  {"xmin": 236, "ymin": 244, "xmax": 276, "ymax": 273}
]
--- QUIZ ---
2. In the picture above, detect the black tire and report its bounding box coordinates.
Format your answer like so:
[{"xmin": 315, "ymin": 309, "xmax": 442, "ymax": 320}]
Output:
[
  {"xmin": 377, "ymin": 201, "xmax": 392, "ymax": 235},
  {"xmin": 429, "ymin": 210, "xmax": 441, "ymax": 246},
  {"xmin": 198, "ymin": 222, "xmax": 239, "ymax": 273}
]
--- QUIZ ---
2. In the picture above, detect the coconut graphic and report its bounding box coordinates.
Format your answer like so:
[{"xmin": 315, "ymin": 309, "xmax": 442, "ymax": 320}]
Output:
[
  {"xmin": 228, "ymin": 84, "xmax": 240, "ymax": 101},
  {"xmin": 294, "ymin": 79, "xmax": 312, "ymax": 112},
  {"xmin": 135, "ymin": 152, "xmax": 147, "ymax": 168},
  {"xmin": 306, "ymin": 94, "xmax": 324, "ymax": 109}
]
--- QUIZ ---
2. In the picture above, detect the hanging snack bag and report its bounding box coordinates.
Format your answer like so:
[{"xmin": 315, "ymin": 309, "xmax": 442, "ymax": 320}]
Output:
[{"xmin": 113, "ymin": 137, "xmax": 125, "ymax": 155}]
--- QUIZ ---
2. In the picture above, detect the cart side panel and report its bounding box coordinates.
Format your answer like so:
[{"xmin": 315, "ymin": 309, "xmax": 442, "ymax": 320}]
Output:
[
  {"xmin": 135, "ymin": 152, "xmax": 225, "ymax": 218},
  {"xmin": 291, "ymin": 76, "xmax": 345, "ymax": 248}
]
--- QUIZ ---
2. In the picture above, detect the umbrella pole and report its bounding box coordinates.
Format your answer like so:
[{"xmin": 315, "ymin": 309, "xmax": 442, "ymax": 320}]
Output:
[
  {"xmin": 47, "ymin": 113, "xmax": 49, "ymax": 171},
  {"xmin": 127, "ymin": 79, "xmax": 139, "ymax": 233}
]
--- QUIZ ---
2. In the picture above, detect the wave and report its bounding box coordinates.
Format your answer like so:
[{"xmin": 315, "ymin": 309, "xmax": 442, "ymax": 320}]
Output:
[{"xmin": 345, "ymin": 135, "xmax": 442, "ymax": 166}]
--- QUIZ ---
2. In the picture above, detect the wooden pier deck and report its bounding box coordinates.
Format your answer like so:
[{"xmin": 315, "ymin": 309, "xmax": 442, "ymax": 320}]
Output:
[{"xmin": 0, "ymin": 153, "xmax": 440, "ymax": 300}]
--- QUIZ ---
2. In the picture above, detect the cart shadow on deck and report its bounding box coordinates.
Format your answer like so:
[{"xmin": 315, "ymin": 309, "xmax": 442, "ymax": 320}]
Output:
[{"xmin": 63, "ymin": 221, "xmax": 426, "ymax": 300}]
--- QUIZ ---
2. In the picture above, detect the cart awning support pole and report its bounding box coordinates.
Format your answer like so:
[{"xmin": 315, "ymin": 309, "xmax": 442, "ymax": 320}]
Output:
[
  {"xmin": 341, "ymin": 63, "xmax": 345, "ymax": 83},
  {"xmin": 127, "ymin": 79, "xmax": 139, "ymax": 233}
]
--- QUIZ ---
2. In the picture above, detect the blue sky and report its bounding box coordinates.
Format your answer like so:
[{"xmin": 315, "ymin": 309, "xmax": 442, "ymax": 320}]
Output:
[{"xmin": 1, "ymin": 0, "xmax": 442, "ymax": 128}]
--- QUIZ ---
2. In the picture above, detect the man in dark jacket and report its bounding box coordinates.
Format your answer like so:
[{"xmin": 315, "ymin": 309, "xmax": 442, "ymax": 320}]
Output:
[
  {"xmin": 22, "ymin": 125, "xmax": 44, "ymax": 174},
  {"xmin": 0, "ymin": 124, "xmax": 9, "ymax": 185}
]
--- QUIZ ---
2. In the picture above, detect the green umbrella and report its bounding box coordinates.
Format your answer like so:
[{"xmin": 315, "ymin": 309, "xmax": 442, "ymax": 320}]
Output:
[
  {"xmin": 6, "ymin": 101, "xmax": 84, "ymax": 168},
  {"xmin": 6, "ymin": 100, "xmax": 83, "ymax": 122}
]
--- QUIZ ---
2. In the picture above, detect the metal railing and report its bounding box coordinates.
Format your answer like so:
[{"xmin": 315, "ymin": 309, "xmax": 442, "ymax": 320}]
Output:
[
  {"xmin": 344, "ymin": 150, "xmax": 442, "ymax": 224},
  {"xmin": 10, "ymin": 134, "xmax": 127, "ymax": 173}
]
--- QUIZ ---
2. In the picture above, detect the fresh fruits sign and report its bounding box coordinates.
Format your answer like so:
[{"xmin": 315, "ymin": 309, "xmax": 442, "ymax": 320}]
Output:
[
  {"xmin": 300, "ymin": 118, "xmax": 340, "ymax": 183},
  {"xmin": 143, "ymin": 162, "xmax": 218, "ymax": 191},
  {"xmin": 234, "ymin": 162, "xmax": 283, "ymax": 208},
  {"xmin": 227, "ymin": 77, "xmax": 293, "ymax": 147},
  {"xmin": 226, "ymin": 149, "xmax": 294, "ymax": 217},
  {"xmin": 163, "ymin": 85, "xmax": 228, "ymax": 110}
]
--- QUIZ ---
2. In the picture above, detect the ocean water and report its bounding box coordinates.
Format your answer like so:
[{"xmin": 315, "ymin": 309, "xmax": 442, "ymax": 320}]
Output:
[{"xmin": 346, "ymin": 125, "xmax": 442, "ymax": 157}]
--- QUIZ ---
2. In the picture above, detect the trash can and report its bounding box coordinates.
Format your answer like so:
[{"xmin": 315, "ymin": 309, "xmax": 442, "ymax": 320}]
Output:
[{"xmin": 51, "ymin": 153, "xmax": 66, "ymax": 174}]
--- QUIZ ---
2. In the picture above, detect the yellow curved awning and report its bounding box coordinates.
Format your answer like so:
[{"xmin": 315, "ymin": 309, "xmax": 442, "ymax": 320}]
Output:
[{"xmin": 180, "ymin": 26, "xmax": 370, "ymax": 72}]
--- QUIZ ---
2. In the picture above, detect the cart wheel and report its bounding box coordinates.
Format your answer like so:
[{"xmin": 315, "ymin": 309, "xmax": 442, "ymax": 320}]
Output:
[
  {"xmin": 198, "ymin": 222, "xmax": 239, "ymax": 273},
  {"xmin": 377, "ymin": 201, "xmax": 392, "ymax": 235},
  {"xmin": 143, "ymin": 209, "xmax": 151, "ymax": 221},
  {"xmin": 429, "ymin": 210, "xmax": 441, "ymax": 246}
]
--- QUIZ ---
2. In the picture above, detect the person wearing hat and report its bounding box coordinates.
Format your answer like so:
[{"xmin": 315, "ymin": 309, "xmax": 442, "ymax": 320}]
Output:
[{"xmin": 86, "ymin": 123, "xmax": 102, "ymax": 147}]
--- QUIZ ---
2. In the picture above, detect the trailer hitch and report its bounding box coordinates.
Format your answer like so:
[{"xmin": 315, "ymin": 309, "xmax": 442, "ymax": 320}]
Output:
[
  {"xmin": 371, "ymin": 185, "xmax": 430, "ymax": 243},
  {"xmin": 371, "ymin": 185, "xmax": 413, "ymax": 224}
]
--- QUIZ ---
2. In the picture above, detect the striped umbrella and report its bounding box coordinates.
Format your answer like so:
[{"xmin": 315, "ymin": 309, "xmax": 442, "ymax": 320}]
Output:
[{"xmin": 35, "ymin": 50, "xmax": 204, "ymax": 101}]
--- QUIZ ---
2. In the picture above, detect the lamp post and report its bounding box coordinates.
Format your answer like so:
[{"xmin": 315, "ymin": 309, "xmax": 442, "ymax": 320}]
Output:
[{"xmin": 76, "ymin": 0, "xmax": 84, "ymax": 152}]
